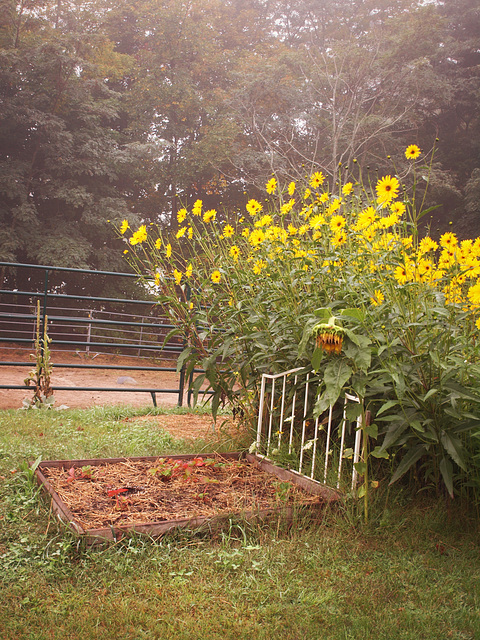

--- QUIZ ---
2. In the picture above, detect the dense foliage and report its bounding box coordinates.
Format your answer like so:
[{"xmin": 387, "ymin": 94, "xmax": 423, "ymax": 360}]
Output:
[
  {"xmin": 1, "ymin": 0, "xmax": 480, "ymax": 278},
  {"xmin": 122, "ymin": 144, "xmax": 480, "ymax": 501}
]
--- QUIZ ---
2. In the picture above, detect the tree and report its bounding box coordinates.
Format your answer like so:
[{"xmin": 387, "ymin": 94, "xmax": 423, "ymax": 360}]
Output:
[{"xmin": 0, "ymin": 0, "xmax": 155, "ymax": 287}]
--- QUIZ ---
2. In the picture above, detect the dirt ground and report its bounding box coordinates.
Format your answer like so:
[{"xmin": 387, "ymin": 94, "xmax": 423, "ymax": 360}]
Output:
[{"xmin": 0, "ymin": 345, "xmax": 220, "ymax": 439}]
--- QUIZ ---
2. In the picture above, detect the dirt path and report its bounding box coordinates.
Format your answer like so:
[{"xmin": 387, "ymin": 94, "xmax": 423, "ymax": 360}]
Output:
[
  {"xmin": 0, "ymin": 345, "xmax": 243, "ymax": 440},
  {"xmin": 0, "ymin": 345, "xmax": 185, "ymax": 411}
]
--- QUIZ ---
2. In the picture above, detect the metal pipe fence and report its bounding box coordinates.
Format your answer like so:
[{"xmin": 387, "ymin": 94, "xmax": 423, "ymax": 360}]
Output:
[{"xmin": 0, "ymin": 261, "xmax": 203, "ymax": 406}]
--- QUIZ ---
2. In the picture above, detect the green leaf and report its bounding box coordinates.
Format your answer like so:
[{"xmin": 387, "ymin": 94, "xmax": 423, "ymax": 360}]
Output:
[
  {"xmin": 380, "ymin": 419, "xmax": 410, "ymax": 450},
  {"xmin": 220, "ymin": 337, "xmax": 234, "ymax": 360},
  {"xmin": 342, "ymin": 340, "xmax": 371, "ymax": 372},
  {"xmin": 357, "ymin": 484, "xmax": 367, "ymax": 498},
  {"xmin": 444, "ymin": 381, "xmax": 480, "ymax": 403},
  {"xmin": 343, "ymin": 327, "xmax": 371, "ymax": 350},
  {"xmin": 440, "ymin": 432, "xmax": 467, "ymax": 471},
  {"xmin": 339, "ymin": 308, "xmax": 365, "ymax": 322},
  {"xmin": 314, "ymin": 308, "xmax": 332, "ymax": 319},
  {"xmin": 30, "ymin": 455, "xmax": 43, "ymax": 473},
  {"xmin": 422, "ymin": 388, "xmax": 438, "ymax": 402},
  {"xmin": 212, "ymin": 393, "xmax": 221, "ymax": 421},
  {"xmin": 364, "ymin": 423, "xmax": 378, "ymax": 439},
  {"xmin": 311, "ymin": 347, "xmax": 324, "ymax": 372},
  {"xmin": 323, "ymin": 360, "xmax": 353, "ymax": 406},
  {"xmin": 376, "ymin": 400, "xmax": 399, "ymax": 416},
  {"xmin": 298, "ymin": 316, "xmax": 320, "ymax": 357},
  {"xmin": 370, "ymin": 446, "xmax": 389, "ymax": 459},
  {"xmin": 314, "ymin": 389, "xmax": 331, "ymax": 417},
  {"xmin": 354, "ymin": 461, "xmax": 367, "ymax": 475},
  {"xmin": 346, "ymin": 402, "xmax": 362, "ymax": 422},
  {"xmin": 389, "ymin": 444, "xmax": 428, "ymax": 485},
  {"xmin": 439, "ymin": 457, "xmax": 454, "ymax": 498},
  {"xmin": 176, "ymin": 347, "xmax": 192, "ymax": 373},
  {"xmin": 417, "ymin": 204, "xmax": 441, "ymax": 221},
  {"xmin": 411, "ymin": 420, "xmax": 425, "ymax": 433},
  {"xmin": 190, "ymin": 373, "xmax": 206, "ymax": 404}
]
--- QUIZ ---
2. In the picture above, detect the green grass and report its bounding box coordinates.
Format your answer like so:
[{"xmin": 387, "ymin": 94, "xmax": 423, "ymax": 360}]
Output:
[{"xmin": 1, "ymin": 405, "xmax": 479, "ymax": 639}]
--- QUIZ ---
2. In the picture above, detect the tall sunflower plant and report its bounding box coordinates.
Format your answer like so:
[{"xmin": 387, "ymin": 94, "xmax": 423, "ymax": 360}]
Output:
[{"xmin": 119, "ymin": 143, "xmax": 480, "ymax": 501}]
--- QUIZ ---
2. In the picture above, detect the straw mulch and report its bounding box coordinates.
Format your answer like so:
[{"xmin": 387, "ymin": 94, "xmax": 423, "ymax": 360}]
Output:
[{"xmin": 42, "ymin": 456, "xmax": 320, "ymax": 530}]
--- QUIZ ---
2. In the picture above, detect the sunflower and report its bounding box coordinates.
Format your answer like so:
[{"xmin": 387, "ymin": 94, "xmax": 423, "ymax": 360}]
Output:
[
  {"xmin": 185, "ymin": 263, "xmax": 193, "ymax": 278},
  {"xmin": 309, "ymin": 171, "xmax": 325, "ymax": 189},
  {"xmin": 376, "ymin": 175, "xmax": 400, "ymax": 206},
  {"xmin": 246, "ymin": 199, "xmax": 262, "ymax": 216},
  {"xmin": 331, "ymin": 230, "xmax": 346, "ymax": 247},
  {"xmin": 418, "ymin": 236, "xmax": 438, "ymax": 255},
  {"xmin": 418, "ymin": 259, "xmax": 434, "ymax": 280},
  {"xmin": 468, "ymin": 281, "xmax": 480, "ymax": 306},
  {"xmin": 253, "ymin": 259, "xmax": 267, "ymax": 275},
  {"xmin": 192, "ymin": 199, "xmax": 202, "ymax": 216},
  {"xmin": 173, "ymin": 269, "xmax": 182, "ymax": 285},
  {"xmin": 129, "ymin": 224, "xmax": 148, "ymax": 245},
  {"xmin": 203, "ymin": 209, "xmax": 216, "ymax": 223},
  {"xmin": 370, "ymin": 290, "xmax": 385, "ymax": 307},
  {"xmin": 394, "ymin": 265, "xmax": 408, "ymax": 284},
  {"xmin": 229, "ymin": 245, "xmax": 240, "ymax": 261},
  {"xmin": 166, "ymin": 243, "xmax": 172, "ymax": 258},
  {"xmin": 390, "ymin": 201, "xmax": 406, "ymax": 216},
  {"xmin": 155, "ymin": 238, "xmax": 162, "ymax": 249},
  {"xmin": 211, "ymin": 270, "xmax": 221, "ymax": 284},
  {"xmin": 248, "ymin": 229, "xmax": 265, "ymax": 246},
  {"xmin": 120, "ymin": 219, "xmax": 129, "ymax": 235},
  {"xmin": 326, "ymin": 199, "xmax": 342, "ymax": 216},
  {"xmin": 329, "ymin": 215, "xmax": 346, "ymax": 232},
  {"xmin": 342, "ymin": 182, "xmax": 353, "ymax": 196},
  {"xmin": 309, "ymin": 213, "xmax": 325, "ymax": 229},
  {"xmin": 281, "ymin": 198, "xmax": 295, "ymax": 215},
  {"xmin": 439, "ymin": 232, "xmax": 457, "ymax": 249},
  {"xmin": 405, "ymin": 144, "xmax": 421, "ymax": 160},
  {"xmin": 313, "ymin": 323, "xmax": 345, "ymax": 355},
  {"xmin": 288, "ymin": 181, "xmax": 296, "ymax": 196},
  {"xmin": 255, "ymin": 215, "xmax": 273, "ymax": 228},
  {"xmin": 266, "ymin": 177, "xmax": 277, "ymax": 194},
  {"xmin": 354, "ymin": 207, "xmax": 376, "ymax": 231},
  {"xmin": 177, "ymin": 208, "xmax": 187, "ymax": 223},
  {"xmin": 176, "ymin": 226, "xmax": 187, "ymax": 239},
  {"xmin": 223, "ymin": 224, "xmax": 234, "ymax": 237}
]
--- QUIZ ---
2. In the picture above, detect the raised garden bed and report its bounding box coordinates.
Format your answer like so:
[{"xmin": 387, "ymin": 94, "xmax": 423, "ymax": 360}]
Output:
[{"xmin": 34, "ymin": 452, "xmax": 341, "ymax": 544}]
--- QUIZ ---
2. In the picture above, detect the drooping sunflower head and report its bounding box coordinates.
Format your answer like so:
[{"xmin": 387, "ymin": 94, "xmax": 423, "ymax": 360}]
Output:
[{"xmin": 312, "ymin": 323, "xmax": 345, "ymax": 355}]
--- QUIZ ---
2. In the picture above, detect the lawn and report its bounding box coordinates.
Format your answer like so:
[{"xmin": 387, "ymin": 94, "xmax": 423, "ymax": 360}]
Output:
[{"xmin": 0, "ymin": 406, "xmax": 479, "ymax": 640}]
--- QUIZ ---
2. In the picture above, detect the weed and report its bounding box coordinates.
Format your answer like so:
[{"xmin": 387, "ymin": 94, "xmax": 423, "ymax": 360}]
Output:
[{"xmin": 23, "ymin": 301, "xmax": 54, "ymax": 408}]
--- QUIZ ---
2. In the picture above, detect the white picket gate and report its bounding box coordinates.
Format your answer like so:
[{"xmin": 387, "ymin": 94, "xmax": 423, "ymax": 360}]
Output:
[{"xmin": 255, "ymin": 368, "xmax": 363, "ymax": 491}]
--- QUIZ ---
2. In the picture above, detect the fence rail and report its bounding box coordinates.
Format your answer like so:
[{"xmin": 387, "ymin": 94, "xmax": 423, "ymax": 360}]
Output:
[
  {"xmin": 0, "ymin": 261, "xmax": 201, "ymax": 406},
  {"xmin": 255, "ymin": 368, "xmax": 363, "ymax": 492}
]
